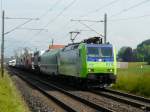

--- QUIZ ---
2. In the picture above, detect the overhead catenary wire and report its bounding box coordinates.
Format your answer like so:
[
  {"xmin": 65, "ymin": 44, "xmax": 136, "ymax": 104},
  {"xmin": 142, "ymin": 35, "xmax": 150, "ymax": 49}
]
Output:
[
  {"xmin": 5, "ymin": 1, "xmax": 150, "ymax": 57},
  {"xmin": 109, "ymin": 0, "xmax": 150, "ymax": 18},
  {"xmin": 80, "ymin": 0, "xmax": 119, "ymax": 17},
  {"xmin": 34, "ymin": 0, "xmax": 77, "ymax": 37},
  {"xmin": 4, "ymin": 19, "xmax": 33, "ymax": 35},
  {"xmin": 71, "ymin": 19, "xmax": 103, "ymax": 22},
  {"xmin": 39, "ymin": 0, "xmax": 62, "ymax": 19},
  {"xmin": 5, "ymin": 17, "xmax": 39, "ymax": 20},
  {"xmin": 44, "ymin": 0, "xmax": 77, "ymax": 28},
  {"xmin": 18, "ymin": 0, "xmax": 63, "ymax": 47},
  {"xmin": 17, "ymin": 27, "xmax": 48, "ymax": 31},
  {"xmin": 78, "ymin": 21, "xmax": 103, "ymax": 36},
  {"xmin": 57, "ymin": 18, "xmax": 101, "ymax": 40},
  {"xmin": 23, "ymin": 0, "xmax": 62, "ymax": 42},
  {"xmin": 109, "ymin": 14, "xmax": 150, "ymax": 22}
]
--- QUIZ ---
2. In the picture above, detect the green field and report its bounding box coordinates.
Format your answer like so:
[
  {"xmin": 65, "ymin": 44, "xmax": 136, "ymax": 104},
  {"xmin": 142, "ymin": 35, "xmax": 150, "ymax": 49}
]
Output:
[
  {"xmin": 112, "ymin": 62, "xmax": 150, "ymax": 98},
  {"xmin": 0, "ymin": 70, "xmax": 29, "ymax": 112}
]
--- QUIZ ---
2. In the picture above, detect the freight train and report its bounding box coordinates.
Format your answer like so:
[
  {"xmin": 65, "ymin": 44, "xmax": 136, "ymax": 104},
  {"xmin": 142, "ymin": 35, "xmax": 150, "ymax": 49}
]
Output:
[{"xmin": 9, "ymin": 37, "xmax": 117, "ymax": 87}]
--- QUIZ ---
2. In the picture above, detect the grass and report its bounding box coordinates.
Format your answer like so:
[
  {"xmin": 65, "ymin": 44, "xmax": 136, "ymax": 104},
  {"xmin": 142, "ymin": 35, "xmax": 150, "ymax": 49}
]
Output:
[
  {"xmin": 112, "ymin": 62, "xmax": 150, "ymax": 98},
  {"xmin": 0, "ymin": 70, "xmax": 30, "ymax": 112}
]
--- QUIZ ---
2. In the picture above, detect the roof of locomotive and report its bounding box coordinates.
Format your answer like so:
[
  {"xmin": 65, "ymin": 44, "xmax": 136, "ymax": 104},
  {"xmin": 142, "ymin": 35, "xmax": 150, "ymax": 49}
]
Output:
[
  {"xmin": 42, "ymin": 48, "xmax": 61, "ymax": 55},
  {"xmin": 66, "ymin": 37, "xmax": 105, "ymax": 47},
  {"xmin": 86, "ymin": 43, "xmax": 113, "ymax": 47},
  {"xmin": 66, "ymin": 42, "xmax": 112, "ymax": 48}
]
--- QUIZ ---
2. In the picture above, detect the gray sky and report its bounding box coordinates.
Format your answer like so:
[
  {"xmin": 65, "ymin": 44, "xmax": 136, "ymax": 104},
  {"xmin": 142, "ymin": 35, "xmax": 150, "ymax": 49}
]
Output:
[{"xmin": 1, "ymin": 0, "xmax": 150, "ymax": 57}]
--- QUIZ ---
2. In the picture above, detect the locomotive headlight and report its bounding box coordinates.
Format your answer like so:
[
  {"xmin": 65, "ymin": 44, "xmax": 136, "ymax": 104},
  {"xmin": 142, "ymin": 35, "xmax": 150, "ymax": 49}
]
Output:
[
  {"xmin": 107, "ymin": 69, "xmax": 114, "ymax": 72},
  {"xmin": 88, "ymin": 68, "xmax": 94, "ymax": 72},
  {"xmin": 88, "ymin": 64, "xmax": 94, "ymax": 72},
  {"xmin": 98, "ymin": 59, "xmax": 102, "ymax": 62},
  {"xmin": 88, "ymin": 68, "xmax": 91, "ymax": 72}
]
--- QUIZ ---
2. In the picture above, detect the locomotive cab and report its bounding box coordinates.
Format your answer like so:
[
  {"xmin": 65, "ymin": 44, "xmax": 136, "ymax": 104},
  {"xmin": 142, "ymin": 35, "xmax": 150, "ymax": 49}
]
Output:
[
  {"xmin": 87, "ymin": 44, "xmax": 115, "ymax": 73},
  {"xmin": 86, "ymin": 44, "xmax": 117, "ymax": 85}
]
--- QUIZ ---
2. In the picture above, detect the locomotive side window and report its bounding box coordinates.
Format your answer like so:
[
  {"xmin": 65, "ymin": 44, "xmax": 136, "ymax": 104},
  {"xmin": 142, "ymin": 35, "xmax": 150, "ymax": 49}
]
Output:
[
  {"xmin": 63, "ymin": 46, "xmax": 72, "ymax": 51},
  {"xmin": 73, "ymin": 44, "xmax": 79, "ymax": 49},
  {"xmin": 38, "ymin": 57, "xmax": 41, "ymax": 61}
]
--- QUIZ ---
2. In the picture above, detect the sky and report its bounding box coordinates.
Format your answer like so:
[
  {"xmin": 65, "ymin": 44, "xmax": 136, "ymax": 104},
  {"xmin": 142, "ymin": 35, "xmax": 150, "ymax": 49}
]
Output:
[{"xmin": 1, "ymin": 0, "xmax": 150, "ymax": 57}]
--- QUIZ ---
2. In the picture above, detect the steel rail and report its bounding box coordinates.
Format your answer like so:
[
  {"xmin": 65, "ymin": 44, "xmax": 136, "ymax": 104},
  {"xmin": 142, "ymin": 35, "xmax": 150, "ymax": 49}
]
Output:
[
  {"xmin": 11, "ymin": 69, "xmax": 114, "ymax": 112},
  {"xmin": 11, "ymin": 70, "xmax": 76, "ymax": 112},
  {"xmin": 90, "ymin": 90, "xmax": 150, "ymax": 111},
  {"xmin": 105, "ymin": 89, "xmax": 150, "ymax": 103},
  {"xmin": 29, "ymin": 76, "xmax": 114, "ymax": 112},
  {"xmin": 8, "ymin": 67, "xmax": 150, "ymax": 111}
]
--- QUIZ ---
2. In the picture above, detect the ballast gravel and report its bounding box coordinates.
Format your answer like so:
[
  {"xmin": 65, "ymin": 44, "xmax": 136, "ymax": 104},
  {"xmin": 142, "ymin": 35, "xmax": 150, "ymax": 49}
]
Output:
[
  {"xmin": 10, "ymin": 74, "xmax": 64, "ymax": 112},
  {"xmin": 8, "ymin": 68, "xmax": 146, "ymax": 112},
  {"xmin": 72, "ymin": 91, "xmax": 144, "ymax": 112}
]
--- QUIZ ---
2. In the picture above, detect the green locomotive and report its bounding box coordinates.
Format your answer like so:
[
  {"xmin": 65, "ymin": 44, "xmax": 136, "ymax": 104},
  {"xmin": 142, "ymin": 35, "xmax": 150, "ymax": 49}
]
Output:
[{"xmin": 40, "ymin": 37, "xmax": 117, "ymax": 87}]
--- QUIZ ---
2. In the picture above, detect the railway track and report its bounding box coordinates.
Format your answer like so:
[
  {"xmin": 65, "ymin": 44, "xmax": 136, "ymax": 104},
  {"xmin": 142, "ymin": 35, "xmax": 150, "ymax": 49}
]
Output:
[
  {"xmin": 11, "ymin": 69, "xmax": 114, "ymax": 112},
  {"xmin": 8, "ymin": 68, "xmax": 150, "ymax": 112},
  {"xmin": 90, "ymin": 89, "xmax": 150, "ymax": 111}
]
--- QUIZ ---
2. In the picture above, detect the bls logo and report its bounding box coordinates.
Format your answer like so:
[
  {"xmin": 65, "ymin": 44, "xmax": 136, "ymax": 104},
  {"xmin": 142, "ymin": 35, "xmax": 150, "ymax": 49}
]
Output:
[{"xmin": 106, "ymin": 62, "xmax": 113, "ymax": 67}]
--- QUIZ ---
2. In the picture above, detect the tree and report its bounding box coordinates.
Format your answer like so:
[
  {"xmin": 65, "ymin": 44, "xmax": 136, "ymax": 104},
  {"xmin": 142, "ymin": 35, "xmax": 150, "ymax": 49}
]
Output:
[
  {"xmin": 137, "ymin": 39, "xmax": 150, "ymax": 64},
  {"xmin": 118, "ymin": 39, "xmax": 150, "ymax": 64},
  {"xmin": 118, "ymin": 47, "xmax": 133, "ymax": 62}
]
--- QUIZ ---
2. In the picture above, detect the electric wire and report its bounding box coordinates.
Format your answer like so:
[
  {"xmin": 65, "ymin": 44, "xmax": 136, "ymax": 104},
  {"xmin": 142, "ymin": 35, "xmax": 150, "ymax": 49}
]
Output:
[
  {"xmin": 80, "ymin": 0, "xmax": 119, "ymax": 17},
  {"xmin": 17, "ymin": 28, "xmax": 48, "ymax": 31},
  {"xmin": 34, "ymin": 0, "xmax": 77, "ymax": 37},
  {"xmin": 110, "ymin": 0, "xmax": 150, "ymax": 18},
  {"xmin": 5, "ymin": 17, "xmax": 39, "ymax": 20},
  {"xmin": 39, "ymin": 0, "xmax": 62, "ymax": 19},
  {"xmin": 21, "ymin": 0, "xmax": 64, "ymax": 46},
  {"xmin": 20, "ymin": 0, "xmax": 64, "ymax": 46},
  {"xmin": 109, "ymin": 14, "xmax": 150, "ymax": 22},
  {"xmin": 4, "ymin": 19, "xmax": 33, "ymax": 35},
  {"xmin": 44, "ymin": 0, "xmax": 77, "ymax": 28},
  {"xmin": 78, "ymin": 21, "xmax": 103, "ymax": 36},
  {"xmin": 71, "ymin": 19, "xmax": 103, "ymax": 22}
]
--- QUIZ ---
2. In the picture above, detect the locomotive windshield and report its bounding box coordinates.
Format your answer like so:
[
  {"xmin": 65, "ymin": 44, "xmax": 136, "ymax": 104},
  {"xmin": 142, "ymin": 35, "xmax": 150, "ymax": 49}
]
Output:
[{"xmin": 87, "ymin": 47, "xmax": 113, "ymax": 58}]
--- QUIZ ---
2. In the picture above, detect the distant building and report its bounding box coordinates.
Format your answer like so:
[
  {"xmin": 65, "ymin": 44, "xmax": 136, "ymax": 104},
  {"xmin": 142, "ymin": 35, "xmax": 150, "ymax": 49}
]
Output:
[
  {"xmin": 49, "ymin": 44, "xmax": 65, "ymax": 49},
  {"xmin": 117, "ymin": 62, "xmax": 128, "ymax": 69}
]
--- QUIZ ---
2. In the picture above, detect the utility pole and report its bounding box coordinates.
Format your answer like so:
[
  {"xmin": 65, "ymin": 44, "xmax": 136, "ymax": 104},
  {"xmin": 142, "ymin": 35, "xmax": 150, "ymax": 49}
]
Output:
[
  {"xmin": 69, "ymin": 31, "xmax": 80, "ymax": 43},
  {"xmin": 104, "ymin": 13, "xmax": 107, "ymax": 44},
  {"xmin": 51, "ymin": 38, "xmax": 54, "ymax": 46},
  {"xmin": 1, "ymin": 10, "xmax": 4, "ymax": 77},
  {"xmin": 0, "ymin": 11, "xmax": 38, "ymax": 77}
]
